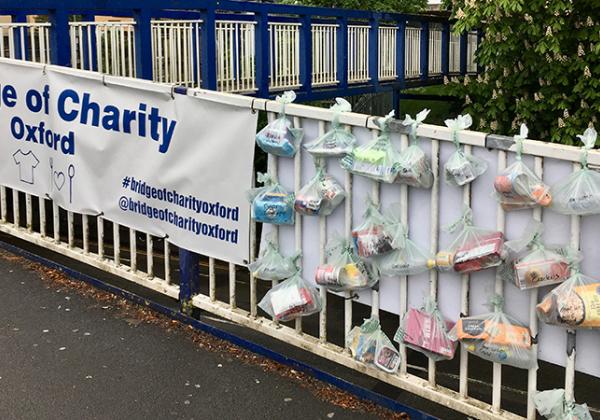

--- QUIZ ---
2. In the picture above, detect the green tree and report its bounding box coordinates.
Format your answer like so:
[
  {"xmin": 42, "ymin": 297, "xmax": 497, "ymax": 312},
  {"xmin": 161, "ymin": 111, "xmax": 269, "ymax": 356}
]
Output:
[
  {"xmin": 444, "ymin": 0, "xmax": 599, "ymax": 144},
  {"xmin": 282, "ymin": 0, "xmax": 427, "ymax": 14}
]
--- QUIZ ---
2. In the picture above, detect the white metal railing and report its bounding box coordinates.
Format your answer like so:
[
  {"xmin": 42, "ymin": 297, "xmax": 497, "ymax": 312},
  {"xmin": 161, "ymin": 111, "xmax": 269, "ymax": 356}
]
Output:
[
  {"xmin": 269, "ymin": 22, "xmax": 301, "ymax": 90},
  {"xmin": 216, "ymin": 20, "xmax": 256, "ymax": 93},
  {"xmin": 467, "ymin": 30, "xmax": 478, "ymax": 73},
  {"xmin": 405, "ymin": 25, "xmax": 421, "ymax": 78},
  {"xmin": 449, "ymin": 31, "xmax": 460, "ymax": 73},
  {"xmin": 152, "ymin": 20, "xmax": 202, "ymax": 87},
  {"xmin": 347, "ymin": 25, "xmax": 369, "ymax": 83},
  {"xmin": 378, "ymin": 26, "xmax": 397, "ymax": 81},
  {"xmin": 428, "ymin": 24, "xmax": 442, "ymax": 76},
  {"xmin": 0, "ymin": 22, "xmax": 50, "ymax": 63},
  {"xmin": 1, "ymin": 61, "xmax": 599, "ymax": 420},
  {"xmin": 69, "ymin": 21, "xmax": 136, "ymax": 77},
  {"xmin": 311, "ymin": 23, "xmax": 338, "ymax": 86}
]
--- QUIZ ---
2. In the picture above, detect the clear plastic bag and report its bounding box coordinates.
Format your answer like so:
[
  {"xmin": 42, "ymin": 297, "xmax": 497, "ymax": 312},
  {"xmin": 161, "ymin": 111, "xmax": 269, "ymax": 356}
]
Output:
[
  {"xmin": 351, "ymin": 198, "xmax": 394, "ymax": 258},
  {"xmin": 294, "ymin": 165, "xmax": 345, "ymax": 216},
  {"xmin": 494, "ymin": 124, "xmax": 552, "ymax": 210},
  {"xmin": 303, "ymin": 98, "xmax": 357, "ymax": 157},
  {"xmin": 534, "ymin": 389, "xmax": 593, "ymax": 420},
  {"xmin": 258, "ymin": 272, "xmax": 322, "ymax": 322},
  {"xmin": 449, "ymin": 297, "xmax": 537, "ymax": 370},
  {"xmin": 395, "ymin": 109, "xmax": 434, "ymax": 188},
  {"xmin": 247, "ymin": 172, "xmax": 294, "ymax": 225},
  {"xmin": 340, "ymin": 111, "xmax": 400, "ymax": 183},
  {"xmin": 395, "ymin": 298, "xmax": 456, "ymax": 361},
  {"xmin": 256, "ymin": 91, "xmax": 304, "ymax": 157},
  {"xmin": 435, "ymin": 207, "xmax": 505, "ymax": 273},
  {"xmin": 551, "ymin": 128, "xmax": 600, "ymax": 215},
  {"xmin": 378, "ymin": 203, "xmax": 434, "ymax": 276},
  {"xmin": 500, "ymin": 221, "xmax": 573, "ymax": 290},
  {"xmin": 248, "ymin": 235, "xmax": 300, "ymax": 281},
  {"xmin": 536, "ymin": 270, "xmax": 600, "ymax": 329},
  {"xmin": 444, "ymin": 114, "xmax": 488, "ymax": 186},
  {"xmin": 315, "ymin": 234, "xmax": 379, "ymax": 291},
  {"xmin": 347, "ymin": 317, "xmax": 401, "ymax": 373}
]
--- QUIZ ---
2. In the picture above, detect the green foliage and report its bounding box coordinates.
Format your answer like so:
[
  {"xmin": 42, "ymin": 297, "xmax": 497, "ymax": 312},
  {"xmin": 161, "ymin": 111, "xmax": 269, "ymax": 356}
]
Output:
[
  {"xmin": 282, "ymin": 0, "xmax": 427, "ymax": 14},
  {"xmin": 444, "ymin": 0, "xmax": 599, "ymax": 144}
]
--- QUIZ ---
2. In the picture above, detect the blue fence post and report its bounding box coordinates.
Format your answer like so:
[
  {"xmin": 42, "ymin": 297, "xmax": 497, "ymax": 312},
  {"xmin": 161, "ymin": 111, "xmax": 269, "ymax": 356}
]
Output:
[
  {"xmin": 11, "ymin": 13, "xmax": 27, "ymax": 60},
  {"xmin": 178, "ymin": 249, "xmax": 201, "ymax": 315},
  {"xmin": 81, "ymin": 13, "xmax": 97, "ymax": 71},
  {"xmin": 299, "ymin": 15, "xmax": 312, "ymax": 97},
  {"xmin": 336, "ymin": 16, "xmax": 348, "ymax": 91},
  {"xmin": 419, "ymin": 20, "xmax": 429, "ymax": 82},
  {"xmin": 48, "ymin": 8, "xmax": 71, "ymax": 66},
  {"xmin": 132, "ymin": 8, "xmax": 153, "ymax": 80},
  {"xmin": 200, "ymin": 5, "xmax": 217, "ymax": 90},
  {"xmin": 368, "ymin": 16, "xmax": 379, "ymax": 88},
  {"xmin": 459, "ymin": 32, "xmax": 467, "ymax": 75},
  {"xmin": 396, "ymin": 18, "xmax": 405, "ymax": 84},
  {"xmin": 441, "ymin": 22, "xmax": 450, "ymax": 76},
  {"xmin": 255, "ymin": 11, "xmax": 270, "ymax": 98}
]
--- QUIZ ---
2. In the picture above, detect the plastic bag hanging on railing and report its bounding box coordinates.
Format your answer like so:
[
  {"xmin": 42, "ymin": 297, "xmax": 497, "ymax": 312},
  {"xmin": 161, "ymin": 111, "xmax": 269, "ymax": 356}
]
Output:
[
  {"xmin": 248, "ymin": 235, "xmax": 300, "ymax": 281},
  {"xmin": 534, "ymin": 389, "xmax": 593, "ymax": 420},
  {"xmin": 395, "ymin": 109, "xmax": 434, "ymax": 188},
  {"xmin": 255, "ymin": 91, "xmax": 304, "ymax": 158},
  {"xmin": 247, "ymin": 172, "xmax": 294, "ymax": 225},
  {"xmin": 449, "ymin": 296, "xmax": 538, "ymax": 370},
  {"xmin": 378, "ymin": 203, "xmax": 435, "ymax": 276},
  {"xmin": 340, "ymin": 111, "xmax": 401, "ymax": 183},
  {"xmin": 443, "ymin": 114, "xmax": 488, "ymax": 186},
  {"xmin": 551, "ymin": 127, "xmax": 600, "ymax": 215},
  {"xmin": 434, "ymin": 206, "xmax": 505, "ymax": 273},
  {"xmin": 395, "ymin": 298, "xmax": 457, "ymax": 362},
  {"xmin": 500, "ymin": 221, "xmax": 573, "ymax": 290},
  {"xmin": 258, "ymin": 272, "xmax": 322, "ymax": 322},
  {"xmin": 494, "ymin": 124, "xmax": 552, "ymax": 210},
  {"xmin": 294, "ymin": 163, "xmax": 345, "ymax": 216},
  {"xmin": 315, "ymin": 234, "xmax": 379, "ymax": 291},
  {"xmin": 351, "ymin": 197, "xmax": 394, "ymax": 258},
  {"xmin": 536, "ymin": 268, "xmax": 600, "ymax": 329},
  {"xmin": 303, "ymin": 98, "xmax": 357, "ymax": 157},
  {"xmin": 346, "ymin": 317, "xmax": 401, "ymax": 373}
]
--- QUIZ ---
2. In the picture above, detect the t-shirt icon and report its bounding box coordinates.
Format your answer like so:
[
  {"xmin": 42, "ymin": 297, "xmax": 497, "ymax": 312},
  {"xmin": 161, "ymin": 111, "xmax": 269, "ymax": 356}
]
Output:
[{"xmin": 13, "ymin": 149, "xmax": 40, "ymax": 185}]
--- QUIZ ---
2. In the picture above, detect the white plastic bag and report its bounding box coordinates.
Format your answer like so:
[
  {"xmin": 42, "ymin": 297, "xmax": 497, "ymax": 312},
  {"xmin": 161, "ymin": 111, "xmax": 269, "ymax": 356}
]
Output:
[
  {"xmin": 340, "ymin": 111, "xmax": 400, "ymax": 183},
  {"xmin": 247, "ymin": 172, "xmax": 294, "ymax": 225},
  {"xmin": 256, "ymin": 91, "xmax": 304, "ymax": 157},
  {"xmin": 258, "ymin": 272, "xmax": 321, "ymax": 322},
  {"xmin": 534, "ymin": 389, "xmax": 593, "ymax": 420},
  {"xmin": 351, "ymin": 198, "xmax": 394, "ymax": 258},
  {"xmin": 294, "ymin": 164, "xmax": 345, "ymax": 216},
  {"xmin": 444, "ymin": 114, "xmax": 488, "ymax": 186},
  {"xmin": 494, "ymin": 124, "xmax": 552, "ymax": 210},
  {"xmin": 303, "ymin": 98, "xmax": 357, "ymax": 157},
  {"xmin": 551, "ymin": 127, "xmax": 600, "ymax": 215},
  {"xmin": 395, "ymin": 109, "xmax": 434, "ymax": 188},
  {"xmin": 248, "ymin": 235, "xmax": 300, "ymax": 281}
]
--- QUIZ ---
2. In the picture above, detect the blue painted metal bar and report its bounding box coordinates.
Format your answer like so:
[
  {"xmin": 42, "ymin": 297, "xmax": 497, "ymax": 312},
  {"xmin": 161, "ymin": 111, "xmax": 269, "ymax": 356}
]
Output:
[
  {"xmin": 368, "ymin": 17, "xmax": 379, "ymax": 87},
  {"xmin": 48, "ymin": 8, "xmax": 71, "ymax": 66},
  {"xmin": 299, "ymin": 15, "xmax": 313, "ymax": 96},
  {"xmin": 133, "ymin": 8, "xmax": 153, "ymax": 80},
  {"xmin": 11, "ymin": 13, "xmax": 27, "ymax": 60},
  {"xmin": 200, "ymin": 5, "xmax": 217, "ymax": 90},
  {"xmin": 81, "ymin": 13, "xmax": 97, "ymax": 71},
  {"xmin": 255, "ymin": 11, "xmax": 270, "ymax": 98},
  {"xmin": 459, "ymin": 32, "xmax": 467, "ymax": 75},
  {"xmin": 396, "ymin": 19, "xmax": 406, "ymax": 85},
  {"xmin": 441, "ymin": 22, "xmax": 450, "ymax": 76},
  {"xmin": 336, "ymin": 16, "xmax": 348, "ymax": 90},
  {"xmin": 419, "ymin": 20, "xmax": 429, "ymax": 82},
  {"xmin": 0, "ymin": 238, "xmax": 439, "ymax": 420}
]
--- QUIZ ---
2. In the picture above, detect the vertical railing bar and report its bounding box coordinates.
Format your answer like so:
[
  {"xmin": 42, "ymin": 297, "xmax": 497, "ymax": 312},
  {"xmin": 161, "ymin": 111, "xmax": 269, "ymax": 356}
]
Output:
[
  {"xmin": 147, "ymin": 233, "xmax": 154, "ymax": 277},
  {"xmin": 67, "ymin": 211, "xmax": 75, "ymax": 249},
  {"xmin": 344, "ymin": 125, "xmax": 354, "ymax": 349},
  {"xmin": 317, "ymin": 120, "xmax": 327, "ymax": 341},
  {"xmin": 0, "ymin": 186, "xmax": 6, "ymax": 223},
  {"xmin": 13, "ymin": 190, "xmax": 20, "ymax": 228},
  {"xmin": 113, "ymin": 223, "xmax": 120, "ymax": 266},
  {"xmin": 97, "ymin": 216, "xmax": 104, "ymax": 259},
  {"xmin": 39, "ymin": 196, "xmax": 47, "ymax": 237},
  {"xmin": 165, "ymin": 240, "xmax": 171, "ymax": 284},
  {"xmin": 459, "ymin": 144, "xmax": 472, "ymax": 398},
  {"xmin": 398, "ymin": 133, "xmax": 409, "ymax": 375},
  {"xmin": 294, "ymin": 115, "xmax": 304, "ymax": 334},
  {"xmin": 428, "ymin": 138, "xmax": 441, "ymax": 385},
  {"xmin": 250, "ymin": 170, "xmax": 258, "ymax": 317},
  {"xmin": 52, "ymin": 202, "xmax": 59, "ymax": 243},
  {"xmin": 209, "ymin": 256, "xmax": 216, "ymax": 302},
  {"xmin": 129, "ymin": 228, "xmax": 137, "ymax": 271},
  {"xmin": 370, "ymin": 128, "xmax": 380, "ymax": 318},
  {"xmin": 25, "ymin": 193, "xmax": 32, "ymax": 232},
  {"xmin": 82, "ymin": 214, "xmax": 89, "ymax": 253}
]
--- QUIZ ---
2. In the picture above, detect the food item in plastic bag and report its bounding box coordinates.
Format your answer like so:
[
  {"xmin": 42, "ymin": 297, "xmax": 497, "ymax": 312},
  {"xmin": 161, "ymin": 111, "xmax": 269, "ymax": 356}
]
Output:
[
  {"xmin": 294, "ymin": 166, "xmax": 345, "ymax": 216},
  {"xmin": 304, "ymin": 98, "xmax": 357, "ymax": 157},
  {"xmin": 340, "ymin": 111, "xmax": 400, "ymax": 183},
  {"xmin": 551, "ymin": 127, "xmax": 600, "ymax": 215},
  {"xmin": 435, "ymin": 207, "xmax": 505, "ymax": 273},
  {"xmin": 247, "ymin": 173, "xmax": 294, "ymax": 225},
  {"xmin": 378, "ymin": 203, "xmax": 435, "ymax": 276},
  {"xmin": 347, "ymin": 317, "xmax": 400, "ymax": 373},
  {"xmin": 395, "ymin": 299, "xmax": 456, "ymax": 361},
  {"xmin": 258, "ymin": 272, "xmax": 321, "ymax": 322},
  {"xmin": 494, "ymin": 124, "xmax": 552, "ymax": 210},
  {"xmin": 351, "ymin": 199, "xmax": 393, "ymax": 258},
  {"xmin": 534, "ymin": 388, "xmax": 593, "ymax": 420},
  {"xmin": 444, "ymin": 114, "xmax": 488, "ymax": 186},
  {"xmin": 256, "ymin": 91, "xmax": 304, "ymax": 157},
  {"xmin": 536, "ymin": 271, "xmax": 600, "ymax": 328},
  {"xmin": 248, "ymin": 236, "xmax": 300, "ymax": 281},
  {"xmin": 501, "ymin": 221, "xmax": 572, "ymax": 290},
  {"xmin": 450, "ymin": 298, "xmax": 537, "ymax": 369},
  {"xmin": 315, "ymin": 235, "xmax": 379, "ymax": 291},
  {"xmin": 395, "ymin": 109, "xmax": 434, "ymax": 188}
]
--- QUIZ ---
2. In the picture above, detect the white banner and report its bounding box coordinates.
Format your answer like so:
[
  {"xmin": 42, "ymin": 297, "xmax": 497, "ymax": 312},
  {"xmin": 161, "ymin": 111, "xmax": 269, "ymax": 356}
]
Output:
[{"xmin": 0, "ymin": 59, "xmax": 257, "ymax": 265}]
